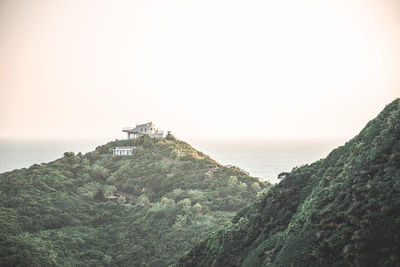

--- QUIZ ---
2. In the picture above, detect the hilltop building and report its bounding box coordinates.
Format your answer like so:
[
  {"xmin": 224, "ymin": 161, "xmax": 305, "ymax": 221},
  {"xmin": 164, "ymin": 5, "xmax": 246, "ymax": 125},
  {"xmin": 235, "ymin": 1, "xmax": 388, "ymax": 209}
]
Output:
[
  {"xmin": 113, "ymin": 146, "xmax": 136, "ymax": 155},
  {"xmin": 123, "ymin": 122, "xmax": 164, "ymax": 139}
]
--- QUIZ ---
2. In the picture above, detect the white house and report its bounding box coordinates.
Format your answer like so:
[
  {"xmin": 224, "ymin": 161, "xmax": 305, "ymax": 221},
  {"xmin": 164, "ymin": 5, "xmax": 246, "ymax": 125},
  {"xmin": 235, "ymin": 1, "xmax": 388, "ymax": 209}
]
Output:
[
  {"xmin": 123, "ymin": 122, "xmax": 164, "ymax": 139},
  {"xmin": 113, "ymin": 146, "xmax": 136, "ymax": 156}
]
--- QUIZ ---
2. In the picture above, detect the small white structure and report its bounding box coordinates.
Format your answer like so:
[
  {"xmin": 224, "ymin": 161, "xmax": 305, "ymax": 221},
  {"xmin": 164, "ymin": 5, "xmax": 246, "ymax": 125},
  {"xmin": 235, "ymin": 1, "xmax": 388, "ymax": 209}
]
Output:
[
  {"xmin": 123, "ymin": 122, "xmax": 164, "ymax": 139},
  {"xmin": 113, "ymin": 146, "xmax": 135, "ymax": 156}
]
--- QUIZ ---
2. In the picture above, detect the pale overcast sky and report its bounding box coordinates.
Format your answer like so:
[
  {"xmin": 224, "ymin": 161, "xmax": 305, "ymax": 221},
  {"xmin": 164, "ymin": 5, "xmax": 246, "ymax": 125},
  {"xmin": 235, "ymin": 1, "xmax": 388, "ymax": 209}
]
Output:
[{"xmin": 0, "ymin": 0, "xmax": 399, "ymax": 140}]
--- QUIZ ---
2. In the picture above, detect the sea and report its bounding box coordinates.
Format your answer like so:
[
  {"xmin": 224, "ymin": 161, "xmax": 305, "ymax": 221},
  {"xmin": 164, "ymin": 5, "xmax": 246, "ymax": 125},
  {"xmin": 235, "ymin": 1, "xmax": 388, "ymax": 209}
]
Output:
[{"xmin": 0, "ymin": 137, "xmax": 346, "ymax": 183}]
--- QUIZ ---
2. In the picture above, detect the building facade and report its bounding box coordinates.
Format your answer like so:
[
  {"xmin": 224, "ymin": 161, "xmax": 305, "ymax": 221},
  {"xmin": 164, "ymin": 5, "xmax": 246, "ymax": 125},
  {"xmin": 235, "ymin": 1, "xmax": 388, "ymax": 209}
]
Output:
[
  {"xmin": 112, "ymin": 146, "xmax": 136, "ymax": 155},
  {"xmin": 123, "ymin": 122, "xmax": 164, "ymax": 139}
]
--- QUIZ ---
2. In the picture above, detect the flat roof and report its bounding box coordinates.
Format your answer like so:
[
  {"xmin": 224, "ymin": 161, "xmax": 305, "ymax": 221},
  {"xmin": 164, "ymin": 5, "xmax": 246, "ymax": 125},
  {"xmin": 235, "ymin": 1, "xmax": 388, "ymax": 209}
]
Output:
[
  {"xmin": 136, "ymin": 122, "xmax": 153, "ymax": 127},
  {"xmin": 123, "ymin": 129, "xmax": 144, "ymax": 133}
]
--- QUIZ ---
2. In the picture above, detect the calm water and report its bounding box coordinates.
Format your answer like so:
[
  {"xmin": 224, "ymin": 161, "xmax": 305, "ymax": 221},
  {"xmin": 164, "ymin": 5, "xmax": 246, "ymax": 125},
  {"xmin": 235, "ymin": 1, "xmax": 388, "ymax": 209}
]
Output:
[{"xmin": 0, "ymin": 137, "xmax": 345, "ymax": 183}]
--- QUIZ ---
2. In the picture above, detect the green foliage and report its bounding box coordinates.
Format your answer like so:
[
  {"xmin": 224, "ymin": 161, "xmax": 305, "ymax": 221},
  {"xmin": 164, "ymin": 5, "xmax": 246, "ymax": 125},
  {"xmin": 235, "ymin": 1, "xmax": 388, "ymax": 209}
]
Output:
[
  {"xmin": 90, "ymin": 163, "xmax": 110, "ymax": 181},
  {"xmin": 166, "ymin": 131, "xmax": 177, "ymax": 141},
  {"xmin": 138, "ymin": 194, "xmax": 150, "ymax": 206},
  {"xmin": 77, "ymin": 182, "xmax": 102, "ymax": 199},
  {"xmin": 77, "ymin": 182, "xmax": 116, "ymax": 199},
  {"xmin": 103, "ymin": 185, "xmax": 117, "ymax": 197},
  {"xmin": 160, "ymin": 197, "xmax": 175, "ymax": 206},
  {"xmin": 117, "ymin": 196, "xmax": 126, "ymax": 204},
  {"xmin": 193, "ymin": 203, "xmax": 202, "ymax": 213},
  {"xmin": 0, "ymin": 135, "xmax": 267, "ymax": 266},
  {"xmin": 179, "ymin": 98, "xmax": 400, "ymax": 267},
  {"xmin": 174, "ymin": 215, "xmax": 188, "ymax": 228}
]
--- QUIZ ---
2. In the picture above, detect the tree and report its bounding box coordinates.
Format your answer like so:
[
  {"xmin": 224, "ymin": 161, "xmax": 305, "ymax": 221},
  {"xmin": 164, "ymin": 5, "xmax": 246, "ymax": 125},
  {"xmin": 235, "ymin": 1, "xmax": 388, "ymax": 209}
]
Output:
[
  {"xmin": 103, "ymin": 185, "xmax": 117, "ymax": 198},
  {"xmin": 103, "ymin": 254, "xmax": 112, "ymax": 266},
  {"xmin": 166, "ymin": 131, "xmax": 177, "ymax": 141},
  {"xmin": 63, "ymin": 152, "xmax": 75, "ymax": 157},
  {"xmin": 251, "ymin": 182, "xmax": 261, "ymax": 192},
  {"xmin": 160, "ymin": 197, "xmax": 175, "ymax": 206},
  {"xmin": 138, "ymin": 195, "xmax": 150, "ymax": 206},
  {"xmin": 77, "ymin": 182, "xmax": 102, "ymax": 199},
  {"xmin": 193, "ymin": 203, "xmax": 202, "ymax": 213},
  {"xmin": 278, "ymin": 172, "xmax": 289, "ymax": 180},
  {"xmin": 90, "ymin": 164, "xmax": 109, "ymax": 181},
  {"xmin": 117, "ymin": 196, "xmax": 126, "ymax": 204},
  {"xmin": 174, "ymin": 215, "xmax": 188, "ymax": 228}
]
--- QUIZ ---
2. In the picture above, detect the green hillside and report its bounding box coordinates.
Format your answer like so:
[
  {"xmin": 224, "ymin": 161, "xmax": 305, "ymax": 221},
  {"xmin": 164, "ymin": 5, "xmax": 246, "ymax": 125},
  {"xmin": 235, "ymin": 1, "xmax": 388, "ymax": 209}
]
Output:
[
  {"xmin": 179, "ymin": 99, "xmax": 400, "ymax": 267},
  {"xmin": 0, "ymin": 135, "xmax": 268, "ymax": 266}
]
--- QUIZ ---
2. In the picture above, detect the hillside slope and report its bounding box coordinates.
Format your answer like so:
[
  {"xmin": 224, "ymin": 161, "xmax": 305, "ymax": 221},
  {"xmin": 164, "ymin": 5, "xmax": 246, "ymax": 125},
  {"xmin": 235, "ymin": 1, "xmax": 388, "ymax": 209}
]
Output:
[
  {"xmin": 179, "ymin": 99, "xmax": 400, "ymax": 267},
  {"xmin": 0, "ymin": 135, "xmax": 268, "ymax": 266}
]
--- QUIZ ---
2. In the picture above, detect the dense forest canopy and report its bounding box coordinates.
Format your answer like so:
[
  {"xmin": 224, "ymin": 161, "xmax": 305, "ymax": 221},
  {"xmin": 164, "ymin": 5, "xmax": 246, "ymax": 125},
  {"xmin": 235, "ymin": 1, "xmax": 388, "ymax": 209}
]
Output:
[
  {"xmin": 179, "ymin": 99, "xmax": 400, "ymax": 267},
  {"xmin": 2, "ymin": 99, "xmax": 399, "ymax": 266},
  {"xmin": 0, "ymin": 135, "xmax": 268, "ymax": 266}
]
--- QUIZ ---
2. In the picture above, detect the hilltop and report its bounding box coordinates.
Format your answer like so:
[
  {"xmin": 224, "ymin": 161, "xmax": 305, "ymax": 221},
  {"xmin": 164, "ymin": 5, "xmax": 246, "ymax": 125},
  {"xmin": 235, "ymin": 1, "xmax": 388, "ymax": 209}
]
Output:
[
  {"xmin": 179, "ymin": 99, "xmax": 400, "ymax": 267},
  {"xmin": 0, "ymin": 135, "xmax": 268, "ymax": 266}
]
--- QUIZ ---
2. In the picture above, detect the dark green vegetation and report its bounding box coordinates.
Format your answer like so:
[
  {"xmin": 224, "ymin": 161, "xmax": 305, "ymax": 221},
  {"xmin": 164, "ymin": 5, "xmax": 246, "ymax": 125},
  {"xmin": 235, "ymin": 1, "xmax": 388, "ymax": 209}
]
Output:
[
  {"xmin": 180, "ymin": 99, "xmax": 400, "ymax": 267},
  {"xmin": 0, "ymin": 136, "xmax": 268, "ymax": 266}
]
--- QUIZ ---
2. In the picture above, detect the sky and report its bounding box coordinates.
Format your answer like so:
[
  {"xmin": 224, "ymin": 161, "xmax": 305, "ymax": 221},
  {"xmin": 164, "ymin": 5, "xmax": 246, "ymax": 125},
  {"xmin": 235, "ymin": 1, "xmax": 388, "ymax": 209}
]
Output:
[{"xmin": 0, "ymin": 0, "xmax": 399, "ymax": 140}]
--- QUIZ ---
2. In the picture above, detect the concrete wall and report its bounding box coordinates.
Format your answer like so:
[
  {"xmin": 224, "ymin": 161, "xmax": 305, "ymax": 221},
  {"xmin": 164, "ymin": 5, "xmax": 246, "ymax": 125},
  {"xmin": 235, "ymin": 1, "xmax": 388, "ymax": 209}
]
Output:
[{"xmin": 113, "ymin": 147, "xmax": 134, "ymax": 155}]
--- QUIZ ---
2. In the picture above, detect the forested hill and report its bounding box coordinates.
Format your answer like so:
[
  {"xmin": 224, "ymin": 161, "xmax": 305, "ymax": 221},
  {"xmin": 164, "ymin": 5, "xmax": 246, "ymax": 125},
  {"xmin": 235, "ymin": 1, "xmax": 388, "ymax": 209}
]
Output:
[
  {"xmin": 179, "ymin": 99, "xmax": 400, "ymax": 267},
  {"xmin": 0, "ymin": 135, "xmax": 268, "ymax": 266}
]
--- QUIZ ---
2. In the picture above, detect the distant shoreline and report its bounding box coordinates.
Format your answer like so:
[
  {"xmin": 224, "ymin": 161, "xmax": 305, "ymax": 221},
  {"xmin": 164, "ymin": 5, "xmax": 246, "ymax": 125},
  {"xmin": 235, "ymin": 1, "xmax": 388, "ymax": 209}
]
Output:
[{"xmin": 0, "ymin": 137, "xmax": 345, "ymax": 183}]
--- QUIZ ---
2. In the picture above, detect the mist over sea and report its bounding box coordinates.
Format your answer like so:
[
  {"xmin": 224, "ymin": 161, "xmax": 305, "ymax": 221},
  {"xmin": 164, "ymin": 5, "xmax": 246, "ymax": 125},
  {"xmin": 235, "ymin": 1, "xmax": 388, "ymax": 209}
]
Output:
[{"xmin": 0, "ymin": 137, "xmax": 345, "ymax": 183}]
